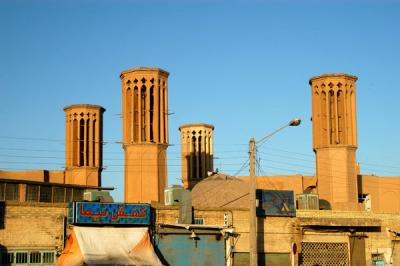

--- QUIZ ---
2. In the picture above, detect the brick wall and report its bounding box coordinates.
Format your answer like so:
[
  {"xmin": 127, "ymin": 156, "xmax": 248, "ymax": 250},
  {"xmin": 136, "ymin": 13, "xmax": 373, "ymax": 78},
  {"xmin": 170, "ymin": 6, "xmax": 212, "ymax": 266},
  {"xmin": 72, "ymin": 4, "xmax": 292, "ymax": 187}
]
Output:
[
  {"xmin": 0, "ymin": 202, "xmax": 67, "ymax": 252},
  {"xmin": 156, "ymin": 206, "xmax": 400, "ymax": 265},
  {"xmin": 2, "ymin": 201, "xmax": 400, "ymax": 265}
]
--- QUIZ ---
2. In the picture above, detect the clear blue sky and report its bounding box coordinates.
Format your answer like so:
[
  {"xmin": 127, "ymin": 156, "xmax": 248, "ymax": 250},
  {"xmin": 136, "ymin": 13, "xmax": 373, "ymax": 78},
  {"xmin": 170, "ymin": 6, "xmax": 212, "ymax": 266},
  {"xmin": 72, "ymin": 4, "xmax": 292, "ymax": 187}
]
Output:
[{"xmin": 1, "ymin": 0, "xmax": 399, "ymax": 202}]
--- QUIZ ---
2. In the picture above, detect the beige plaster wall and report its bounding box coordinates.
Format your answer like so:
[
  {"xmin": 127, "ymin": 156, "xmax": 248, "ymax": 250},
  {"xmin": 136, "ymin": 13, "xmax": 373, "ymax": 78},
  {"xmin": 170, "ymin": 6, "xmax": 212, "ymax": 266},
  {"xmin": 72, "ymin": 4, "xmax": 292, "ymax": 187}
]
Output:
[
  {"xmin": 0, "ymin": 170, "xmax": 65, "ymax": 184},
  {"xmin": 124, "ymin": 144, "xmax": 167, "ymax": 203},
  {"xmin": 65, "ymin": 167, "xmax": 100, "ymax": 187},
  {"xmin": 360, "ymin": 175, "xmax": 400, "ymax": 213},
  {"xmin": 316, "ymin": 146, "xmax": 358, "ymax": 210}
]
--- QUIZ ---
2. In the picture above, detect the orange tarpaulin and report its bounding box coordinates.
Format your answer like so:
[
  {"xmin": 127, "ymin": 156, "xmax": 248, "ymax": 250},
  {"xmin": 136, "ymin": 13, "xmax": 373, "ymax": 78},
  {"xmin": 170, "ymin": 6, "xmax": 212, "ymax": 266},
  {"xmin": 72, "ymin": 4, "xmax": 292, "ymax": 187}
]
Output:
[
  {"xmin": 57, "ymin": 226, "xmax": 162, "ymax": 266},
  {"xmin": 56, "ymin": 230, "xmax": 84, "ymax": 266}
]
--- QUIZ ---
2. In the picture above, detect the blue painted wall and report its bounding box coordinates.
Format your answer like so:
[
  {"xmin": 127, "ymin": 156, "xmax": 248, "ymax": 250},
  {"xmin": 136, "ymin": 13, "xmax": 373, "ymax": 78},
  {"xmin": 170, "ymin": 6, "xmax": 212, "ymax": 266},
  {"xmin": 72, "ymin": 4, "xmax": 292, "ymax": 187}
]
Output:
[{"xmin": 155, "ymin": 234, "xmax": 225, "ymax": 266}]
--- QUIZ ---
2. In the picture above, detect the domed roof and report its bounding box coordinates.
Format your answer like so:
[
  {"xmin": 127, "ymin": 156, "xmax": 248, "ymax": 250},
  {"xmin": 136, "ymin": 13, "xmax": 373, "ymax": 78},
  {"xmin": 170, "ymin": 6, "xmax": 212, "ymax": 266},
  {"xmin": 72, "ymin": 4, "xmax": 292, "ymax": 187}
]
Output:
[{"xmin": 191, "ymin": 172, "xmax": 249, "ymax": 208}]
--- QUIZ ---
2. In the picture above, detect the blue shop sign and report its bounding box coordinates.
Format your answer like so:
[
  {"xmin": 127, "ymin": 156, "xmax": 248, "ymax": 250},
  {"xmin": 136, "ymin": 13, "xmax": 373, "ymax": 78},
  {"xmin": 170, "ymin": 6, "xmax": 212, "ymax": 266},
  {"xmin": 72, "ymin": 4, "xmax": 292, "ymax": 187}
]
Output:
[{"xmin": 68, "ymin": 202, "xmax": 151, "ymax": 225}]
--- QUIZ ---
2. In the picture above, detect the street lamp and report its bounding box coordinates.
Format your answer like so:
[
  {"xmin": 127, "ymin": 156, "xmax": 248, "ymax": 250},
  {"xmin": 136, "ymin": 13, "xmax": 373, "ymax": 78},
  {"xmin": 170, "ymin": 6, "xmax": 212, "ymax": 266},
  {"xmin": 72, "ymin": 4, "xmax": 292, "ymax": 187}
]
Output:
[{"xmin": 249, "ymin": 118, "xmax": 301, "ymax": 266}]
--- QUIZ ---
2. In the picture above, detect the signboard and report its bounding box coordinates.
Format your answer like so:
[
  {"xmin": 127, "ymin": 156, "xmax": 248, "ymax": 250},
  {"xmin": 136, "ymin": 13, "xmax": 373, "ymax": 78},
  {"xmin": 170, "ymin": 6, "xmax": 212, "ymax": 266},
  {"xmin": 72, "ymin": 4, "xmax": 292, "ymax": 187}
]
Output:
[
  {"xmin": 68, "ymin": 202, "xmax": 151, "ymax": 225},
  {"xmin": 256, "ymin": 190, "xmax": 296, "ymax": 217}
]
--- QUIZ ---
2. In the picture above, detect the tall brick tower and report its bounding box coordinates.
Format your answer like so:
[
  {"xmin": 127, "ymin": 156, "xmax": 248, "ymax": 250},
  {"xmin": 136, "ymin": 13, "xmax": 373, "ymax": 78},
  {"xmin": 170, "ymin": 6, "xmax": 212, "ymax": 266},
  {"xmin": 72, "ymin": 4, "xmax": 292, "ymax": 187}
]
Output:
[
  {"xmin": 179, "ymin": 124, "xmax": 214, "ymax": 189},
  {"xmin": 120, "ymin": 67, "xmax": 169, "ymax": 203},
  {"xmin": 310, "ymin": 74, "xmax": 358, "ymax": 210},
  {"xmin": 64, "ymin": 104, "xmax": 105, "ymax": 187}
]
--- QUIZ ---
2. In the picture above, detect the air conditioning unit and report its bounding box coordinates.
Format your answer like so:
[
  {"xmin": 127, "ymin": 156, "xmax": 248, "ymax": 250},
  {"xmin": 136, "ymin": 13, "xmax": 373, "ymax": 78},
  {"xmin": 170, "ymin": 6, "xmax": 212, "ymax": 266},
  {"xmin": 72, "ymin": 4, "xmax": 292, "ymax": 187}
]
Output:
[
  {"xmin": 164, "ymin": 186, "xmax": 192, "ymax": 224},
  {"xmin": 164, "ymin": 185, "xmax": 184, "ymax": 206},
  {"xmin": 296, "ymin": 193, "xmax": 319, "ymax": 210},
  {"xmin": 83, "ymin": 191, "xmax": 114, "ymax": 203}
]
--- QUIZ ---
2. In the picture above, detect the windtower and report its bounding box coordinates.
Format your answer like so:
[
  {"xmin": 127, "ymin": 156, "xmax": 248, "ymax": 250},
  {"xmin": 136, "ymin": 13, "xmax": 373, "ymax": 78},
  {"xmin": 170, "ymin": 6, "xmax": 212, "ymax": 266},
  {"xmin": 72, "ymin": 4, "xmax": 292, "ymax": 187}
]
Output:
[
  {"xmin": 179, "ymin": 124, "xmax": 214, "ymax": 189},
  {"xmin": 310, "ymin": 74, "xmax": 358, "ymax": 210},
  {"xmin": 64, "ymin": 104, "xmax": 105, "ymax": 187},
  {"xmin": 120, "ymin": 67, "xmax": 169, "ymax": 203}
]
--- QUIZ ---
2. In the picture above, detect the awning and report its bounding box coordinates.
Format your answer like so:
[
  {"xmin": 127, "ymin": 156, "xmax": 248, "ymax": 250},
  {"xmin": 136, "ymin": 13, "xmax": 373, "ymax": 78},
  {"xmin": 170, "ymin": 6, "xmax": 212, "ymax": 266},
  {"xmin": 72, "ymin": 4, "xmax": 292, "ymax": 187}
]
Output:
[{"xmin": 57, "ymin": 226, "xmax": 162, "ymax": 266}]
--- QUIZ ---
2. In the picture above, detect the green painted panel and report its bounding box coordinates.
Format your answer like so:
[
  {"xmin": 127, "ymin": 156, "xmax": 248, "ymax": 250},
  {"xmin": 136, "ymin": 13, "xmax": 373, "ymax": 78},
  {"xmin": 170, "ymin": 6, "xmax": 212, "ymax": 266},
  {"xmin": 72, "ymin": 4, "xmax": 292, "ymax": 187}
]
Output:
[{"xmin": 233, "ymin": 252, "xmax": 291, "ymax": 266}]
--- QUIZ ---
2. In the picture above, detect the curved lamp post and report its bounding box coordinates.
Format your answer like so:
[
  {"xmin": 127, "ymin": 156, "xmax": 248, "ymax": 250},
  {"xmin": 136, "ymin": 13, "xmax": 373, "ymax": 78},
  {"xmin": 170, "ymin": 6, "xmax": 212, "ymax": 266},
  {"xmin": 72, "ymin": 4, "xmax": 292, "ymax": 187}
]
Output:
[{"xmin": 249, "ymin": 118, "xmax": 301, "ymax": 266}]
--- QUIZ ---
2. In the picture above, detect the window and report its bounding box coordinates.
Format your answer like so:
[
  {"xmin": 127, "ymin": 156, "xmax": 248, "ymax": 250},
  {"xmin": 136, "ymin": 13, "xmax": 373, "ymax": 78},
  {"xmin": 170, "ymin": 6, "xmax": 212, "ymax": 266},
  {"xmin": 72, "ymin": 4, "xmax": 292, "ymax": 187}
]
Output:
[
  {"xmin": 372, "ymin": 253, "xmax": 385, "ymax": 266},
  {"xmin": 0, "ymin": 250, "xmax": 55, "ymax": 265},
  {"xmin": 5, "ymin": 183, "xmax": 19, "ymax": 201},
  {"xmin": 15, "ymin": 252, "xmax": 28, "ymax": 264},
  {"xmin": 65, "ymin": 187, "xmax": 73, "ymax": 202},
  {"xmin": 30, "ymin": 251, "xmax": 41, "ymax": 263},
  {"xmin": 26, "ymin": 184, "xmax": 39, "ymax": 202},
  {"xmin": 1, "ymin": 182, "xmax": 89, "ymax": 203},
  {"xmin": 73, "ymin": 188, "xmax": 84, "ymax": 201},
  {"xmin": 39, "ymin": 186, "xmax": 52, "ymax": 202},
  {"xmin": 43, "ymin": 251, "xmax": 55, "ymax": 263},
  {"xmin": 53, "ymin": 186, "xmax": 65, "ymax": 203},
  {"xmin": 0, "ymin": 183, "xmax": 4, "ymax": 200},
  {"xmin": 194, "ymin": 218, "xmax": 205, "ymax": 225}
]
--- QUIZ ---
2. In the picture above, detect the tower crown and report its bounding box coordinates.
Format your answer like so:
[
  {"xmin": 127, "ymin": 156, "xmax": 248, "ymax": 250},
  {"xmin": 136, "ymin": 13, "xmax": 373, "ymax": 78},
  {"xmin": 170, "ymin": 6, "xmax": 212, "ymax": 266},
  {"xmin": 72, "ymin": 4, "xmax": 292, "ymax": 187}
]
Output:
[
  {"xmin": 64, "ymin": 104, "xmax": 105, "ymax": 186},
  {"xmin": 309, "ymin": 73, "xmax": 358, "ymax": 84},
  {"xmin": 310, "ymin": 73, "xmax": 358, "ymax": 149},
  {"xmin": 179, "ymin": 123, "xmax": 214, "ymax": 189},
  {"xmin": 120, "ymin": 67, "xmax": 169, "ymax": 79},
  {"xmin": 121, "ymin": 67, "xmax": 169, "ymax": 145},
  {"xmin": 64, "ymin": 104, "xmax": 105, "ymax": 112},
  {"xmin": 179, "ymin": 123, "xmax": 215, "ymax": 131}
]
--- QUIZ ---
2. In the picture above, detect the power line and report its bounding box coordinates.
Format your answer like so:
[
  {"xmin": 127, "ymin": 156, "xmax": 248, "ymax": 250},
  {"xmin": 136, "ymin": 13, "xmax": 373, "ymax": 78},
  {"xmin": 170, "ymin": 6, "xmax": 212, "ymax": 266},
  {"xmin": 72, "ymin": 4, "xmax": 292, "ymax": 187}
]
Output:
[{"xmin": 1, "ymin": 138, "xmax": 399, "ymax": 177}]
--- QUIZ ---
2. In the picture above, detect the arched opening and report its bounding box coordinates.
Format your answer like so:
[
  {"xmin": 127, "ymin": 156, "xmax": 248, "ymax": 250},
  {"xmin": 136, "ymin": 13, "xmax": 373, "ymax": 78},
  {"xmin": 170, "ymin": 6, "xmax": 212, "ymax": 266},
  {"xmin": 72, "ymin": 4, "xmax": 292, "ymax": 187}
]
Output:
[
  {"xmin": 337, "ymin": 90, "xmax": 345, "ymax": 144},
  {"xmin": 79, "ymin": 118, "xmax": 85, "ymax": 166},
  {"xmin": 186, "ymin": 135, "xmax": 191, "ymax": 178},
  {"xmin": 126, "ymin": 87, "xmax": 132, "ymax": 142},
  {"xmin": 73, "ymin": 119, "xmax": 78, "ymax": 166},
  {"xmin": 162, "ymin": 87, "xmax": 167, "ymax": 143},
  {"xmin": 92, "ymin": 119, "xmax": 96, "ymax": 166},
  {"xmin": 141, "ymin": 85, "xmax": 146, "ymax": 141},
  {"xmin": 191, "ymin": 135, "xmax": 197, "ymax": 179},
  {"xmin": 321, "ymin": 91, "xmax": 327, "ymax": 145},
  {"xmin": 350, "ymin": 90, "xmax": 356, "ymax": 145},
  {"xmin": 198, "ymin": 135, "xmax": 202, "ymax": 178},
  {"xmin": 150, "ymin": 85, "xmax": 154, "ymax": 142},
  {"xmin": 328, "ymin": 90, "xmax": 335, "ymax": 145},
  {"xmin": 86, "ymin": 119, "xmax": 90, "ymax": 166},
  {"xmin": 133, "ymin": 86, "xmax": 139, "ymax": 142}
]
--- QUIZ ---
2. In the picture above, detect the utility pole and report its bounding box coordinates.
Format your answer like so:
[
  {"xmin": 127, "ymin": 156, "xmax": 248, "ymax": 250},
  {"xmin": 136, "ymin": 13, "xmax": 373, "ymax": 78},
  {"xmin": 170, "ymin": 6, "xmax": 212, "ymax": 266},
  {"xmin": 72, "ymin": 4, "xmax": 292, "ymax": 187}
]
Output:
[
  {"xmin": 249, "ymin": 137, "xmax": 257, "ymax": 266},
  {"xmin": 247, "ymin": 118, "xmax": 300, "ymax": 266}
]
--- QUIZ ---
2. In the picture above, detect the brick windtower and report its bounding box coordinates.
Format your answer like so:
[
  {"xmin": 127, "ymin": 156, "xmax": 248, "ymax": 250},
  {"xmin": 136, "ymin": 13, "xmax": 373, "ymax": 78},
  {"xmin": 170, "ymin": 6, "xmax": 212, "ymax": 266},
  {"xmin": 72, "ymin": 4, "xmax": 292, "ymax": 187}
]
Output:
[
  {"xmin": 64, "ymin": 104, "xmax": 105, "ymax": 187},
  {"xmin": 120, "ymin": 67, "xmax": 169, "ymax": 203},
  {"xmin": 310, "ymin": 74, "xmax": 358, "ymax": 210},
  {"xmin": 179, "ymin": 124, "xmax": 214, "ymax": 189}
]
